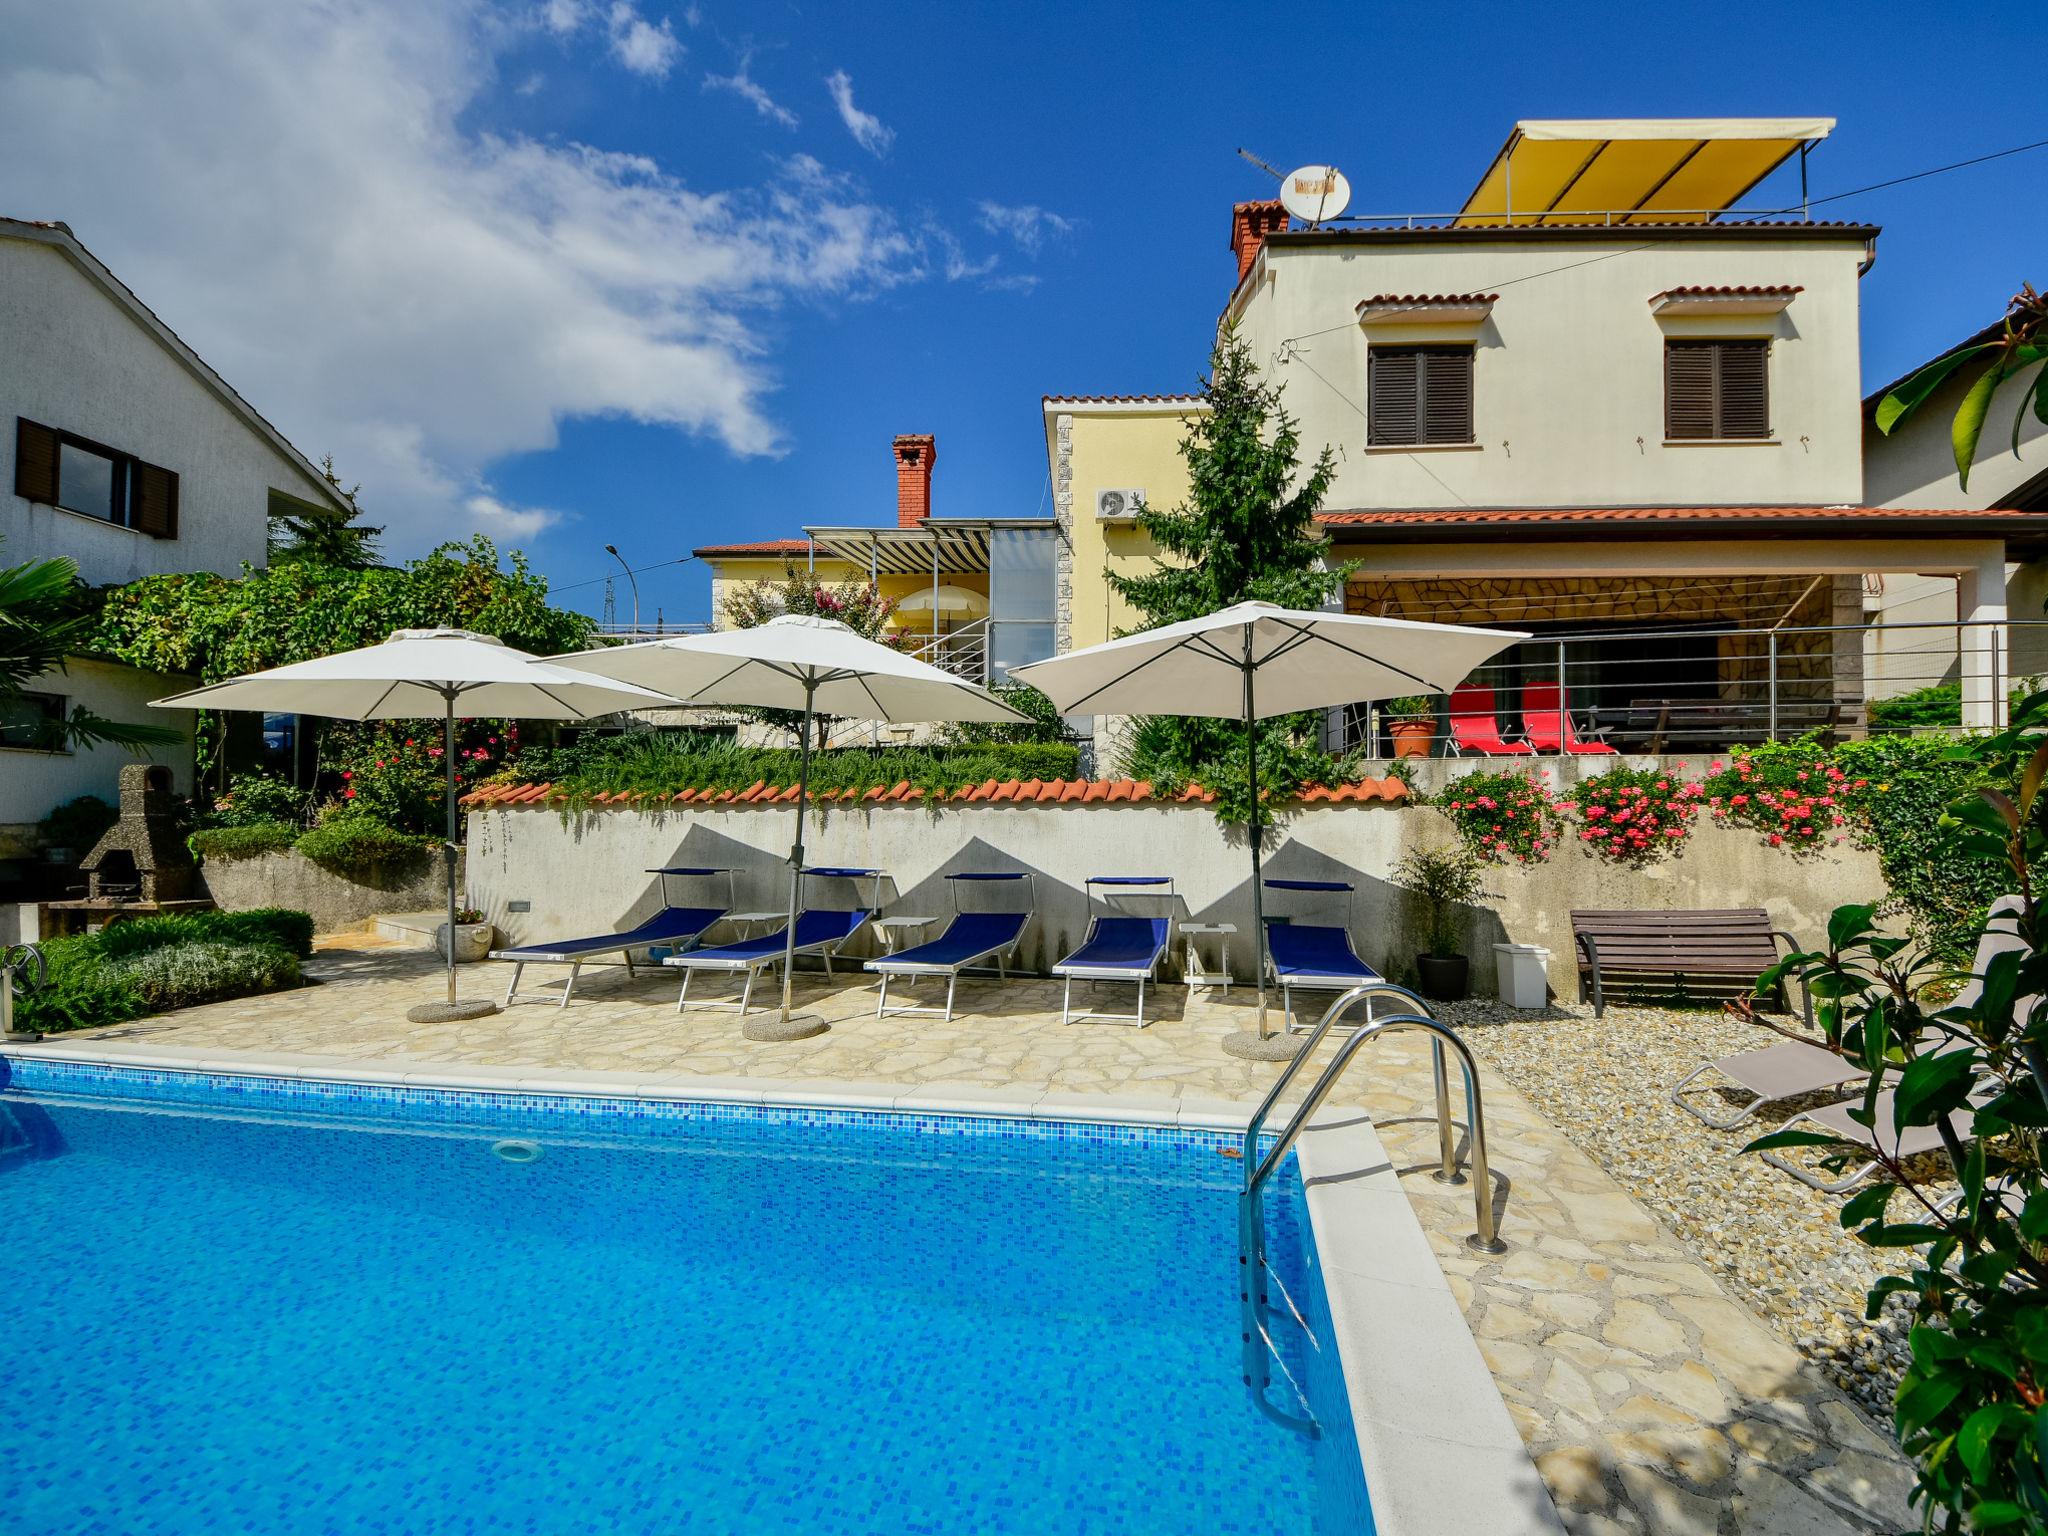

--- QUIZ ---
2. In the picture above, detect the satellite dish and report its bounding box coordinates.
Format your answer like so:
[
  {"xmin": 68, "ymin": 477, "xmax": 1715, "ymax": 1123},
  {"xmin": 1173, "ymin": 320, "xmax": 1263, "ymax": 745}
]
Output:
[{"xmin": 1278, "ymin": 165, "xmax": 1351, "ymax": 225}]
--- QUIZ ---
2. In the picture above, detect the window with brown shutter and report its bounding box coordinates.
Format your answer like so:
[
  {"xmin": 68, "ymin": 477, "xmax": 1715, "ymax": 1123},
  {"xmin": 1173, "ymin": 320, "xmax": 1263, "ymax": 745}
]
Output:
[
  {"xmin": 1368, "ymin": 345, "xmax": 1474, "ymax": 446},
  {"xmin": 14, "ymin": 418, "xmax": 59, "ymax": 503},
  {"xmin": 130, "ymin": 460, "xmax": 179, "ymax": 539},
  {"xmin": 11, "ymin": 417, "xmax": 178, "ymax": 538},
  {"xmin": 1665, "ymin": 340, "xmax": 1770, "ymax": 440}
]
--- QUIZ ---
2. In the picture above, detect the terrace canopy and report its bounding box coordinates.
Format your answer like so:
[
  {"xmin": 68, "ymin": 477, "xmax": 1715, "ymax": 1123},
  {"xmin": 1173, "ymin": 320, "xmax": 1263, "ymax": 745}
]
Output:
[{"xmin": 1456, "ymin": 117, "xmax": 1835, "ymax": 226}]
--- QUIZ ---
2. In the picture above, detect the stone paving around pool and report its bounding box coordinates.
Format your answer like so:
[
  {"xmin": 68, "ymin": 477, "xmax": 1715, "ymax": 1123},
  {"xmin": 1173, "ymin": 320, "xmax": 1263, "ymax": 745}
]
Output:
[{"xmin": 18, "ymin": 936, "xmax": 1918, "ymax": 1535}]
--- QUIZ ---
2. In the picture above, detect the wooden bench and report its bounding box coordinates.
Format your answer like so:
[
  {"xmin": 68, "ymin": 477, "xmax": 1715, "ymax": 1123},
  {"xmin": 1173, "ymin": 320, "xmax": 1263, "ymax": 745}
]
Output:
[{"xmin": 1570, "ymin": 908, "xmax": 1808, "ymax": 1023}]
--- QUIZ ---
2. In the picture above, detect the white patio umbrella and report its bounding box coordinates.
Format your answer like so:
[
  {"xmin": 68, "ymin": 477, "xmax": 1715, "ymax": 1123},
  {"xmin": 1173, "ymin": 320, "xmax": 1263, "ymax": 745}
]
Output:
[
  {"xmin": 153, "ymin": 629, "xmax": 676, "ymax": 1023},
  {"xmin": 1012, "ymin": 601, "xmax": 1527, "ymax": 1058},
  {"xmin": 550, "ymin": 614, "xmax": 1027, "ymax": 1039}
]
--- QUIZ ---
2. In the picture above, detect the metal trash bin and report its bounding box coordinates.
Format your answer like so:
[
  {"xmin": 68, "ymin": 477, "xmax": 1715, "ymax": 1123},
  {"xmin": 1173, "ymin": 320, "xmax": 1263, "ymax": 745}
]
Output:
[{"xmin": 1493, "ymin": 943, "xmax": 1551, "ymax": 1010}]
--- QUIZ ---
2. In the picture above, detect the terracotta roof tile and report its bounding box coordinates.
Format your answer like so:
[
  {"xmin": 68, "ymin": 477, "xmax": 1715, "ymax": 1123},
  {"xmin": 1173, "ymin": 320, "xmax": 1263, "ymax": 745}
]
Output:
[
  {"xmin": 1040, "ymin": 393, "xmax": 1207, "ymax": 406},
  {"xmin": 690, "ymin": 538, "xmax": 812, "ymax": 558},
  {"xmin": 461, "ymin": 776, "xmax": 1409, "ymax": 809},
  {"xmin": 1653, "ymin": 284, "xmax": 1802, "ymax": 299},
  {"xmin": 1357, "ymin": 292, "xmax": 1499, "ymax": 306},
  {"xmin": 1316, "ymin": 505, "xmax": 2045, "ymax": 531}
]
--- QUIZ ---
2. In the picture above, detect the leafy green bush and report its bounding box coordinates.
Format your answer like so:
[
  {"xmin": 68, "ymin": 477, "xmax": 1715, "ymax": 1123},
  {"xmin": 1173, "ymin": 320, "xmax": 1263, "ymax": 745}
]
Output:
[
  {"xmin": 205, "ymin": 771, "xmax": 310, "ymax": 828},
  {"xmin": 34, "ymin": 795, "xmax": 117, "ymax": 856},
  {"xmin": 13, "ymin": 909, "xmax": 310, "ymax": 1033},
  {"xmin": 117, "ymin": 940, "xmax": 299, "ymax": 1012},
  {"xmin": 1868, "ymin": 683, "xmax": 1963, "ymax": 732},
  {"xmin": 189, "ymin": 822, "xmax": 298, "ymax": 861},
  {"xmin": 294, "ymin": 812, "xmax": 433, "ymax": 872},
  {"xmin": 937, "ymin": 683, "xmax": 1073, "ymax": 746}
]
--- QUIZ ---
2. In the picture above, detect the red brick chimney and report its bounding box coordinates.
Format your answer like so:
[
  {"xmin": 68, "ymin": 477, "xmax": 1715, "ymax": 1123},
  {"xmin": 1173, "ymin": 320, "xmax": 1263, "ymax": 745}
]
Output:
[
  {"xmin": 894, "ymin": 434, "xmax": 936, "ymax": 527},
  {"xmin": 1230, "ymin": 200, "xmax": 1290, "ymax": 284}
]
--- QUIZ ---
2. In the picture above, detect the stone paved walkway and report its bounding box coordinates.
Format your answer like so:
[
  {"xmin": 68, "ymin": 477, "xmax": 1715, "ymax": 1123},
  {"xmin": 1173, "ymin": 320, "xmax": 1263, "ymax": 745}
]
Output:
[{"xmin": 17, "ymin": 938, "xmax": 1917, "ymax": 1534}]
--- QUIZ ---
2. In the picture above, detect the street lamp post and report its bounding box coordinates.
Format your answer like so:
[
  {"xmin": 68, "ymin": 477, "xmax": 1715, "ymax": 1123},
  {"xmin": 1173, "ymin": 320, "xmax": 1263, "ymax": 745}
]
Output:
[{"xmin": 604, "ymin": 544, "xmax": 639, "ymax": 635}]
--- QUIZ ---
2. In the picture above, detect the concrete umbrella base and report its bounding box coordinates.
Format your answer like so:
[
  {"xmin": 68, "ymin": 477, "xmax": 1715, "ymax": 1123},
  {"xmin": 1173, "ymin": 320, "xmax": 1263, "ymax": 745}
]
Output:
[
  {"xmin": 406, "ymin": 1000, "xmax": 502, "ymax": 1024},
  {"xmin": 1222, "ymin": 1029, "xmax": 1303, "ymax": 1062},
  {"xmin": 744, "ymin": 1012, "xmax": 830, "ymax": 1042}
]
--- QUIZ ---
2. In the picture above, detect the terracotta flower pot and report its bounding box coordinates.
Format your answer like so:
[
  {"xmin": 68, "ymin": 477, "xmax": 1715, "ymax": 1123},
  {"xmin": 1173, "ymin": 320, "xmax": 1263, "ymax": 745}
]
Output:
[{"xmin": 1388, "ymin": 719, "xmax": 1435, "ymax": 759}]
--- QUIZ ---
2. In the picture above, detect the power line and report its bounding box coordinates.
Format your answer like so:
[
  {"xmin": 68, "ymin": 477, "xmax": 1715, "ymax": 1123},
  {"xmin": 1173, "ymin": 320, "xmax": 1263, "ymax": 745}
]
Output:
[{"xmin": 553, "ymin": 552, "xmax": 700, "ymax": 595}]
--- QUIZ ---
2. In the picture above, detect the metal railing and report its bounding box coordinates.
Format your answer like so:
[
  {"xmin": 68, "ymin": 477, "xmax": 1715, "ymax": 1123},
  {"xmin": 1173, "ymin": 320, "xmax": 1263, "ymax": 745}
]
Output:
[
  {"xmin": 907, "ymin": 618, "xmax": 990, "ymax": 685},
  {"xmin": 1340, "ymin": 617, "xmax": 2048, "ymax": 759},
  {"xmin": 1238, "ymin": 985, "xmax": 1504, "ymax": 1435},
  {"xmin": 592, "ymin": 620, "xmax": 711, "ymax": 644},
  {"xmin": 1319, "ymin": 205, "xmax": 1814, "ymax": 231}
]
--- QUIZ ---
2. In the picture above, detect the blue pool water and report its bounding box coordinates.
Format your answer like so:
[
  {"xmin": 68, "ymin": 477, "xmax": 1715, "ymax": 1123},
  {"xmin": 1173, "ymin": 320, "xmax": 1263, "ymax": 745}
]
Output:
[{"xmin": 0, "ymin": 1061, "xmax": 1370, "ymax": 1535}]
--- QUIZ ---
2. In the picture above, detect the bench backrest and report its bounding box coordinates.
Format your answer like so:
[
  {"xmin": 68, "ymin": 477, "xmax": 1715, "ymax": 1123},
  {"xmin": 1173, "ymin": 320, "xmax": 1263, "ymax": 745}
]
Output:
[{"xmin": 1570, "ymin": 908, "xmax": 1779, "ymax": 973}]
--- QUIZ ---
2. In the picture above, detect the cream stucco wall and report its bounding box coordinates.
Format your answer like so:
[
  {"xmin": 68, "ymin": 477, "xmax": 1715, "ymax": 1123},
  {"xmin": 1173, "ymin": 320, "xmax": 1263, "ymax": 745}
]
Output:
[
  {"xmin": 0, "ymin": 658, "xmax": 197, "ymax": 851},
  {"xmin": 1043, "ymin": 402, "xmax": 1201, "ymax": 651},
  {"xmin": 0, "ymin": 235, "xmax": 338, "ymax": 586},
  {"xmin": 703, "ymin": 554, "xmax": 988, "ymax": 642},
  {"xmin": 1227, "ymin": 231, "xmax": 1869, "ymax": 510}
]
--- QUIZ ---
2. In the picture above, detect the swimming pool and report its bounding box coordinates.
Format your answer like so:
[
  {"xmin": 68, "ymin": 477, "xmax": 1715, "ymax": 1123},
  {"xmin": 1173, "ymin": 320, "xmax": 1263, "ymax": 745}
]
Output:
[{"xmin": 0, "ymin": 1060, "xmax": 1370, "ymax": 1535}]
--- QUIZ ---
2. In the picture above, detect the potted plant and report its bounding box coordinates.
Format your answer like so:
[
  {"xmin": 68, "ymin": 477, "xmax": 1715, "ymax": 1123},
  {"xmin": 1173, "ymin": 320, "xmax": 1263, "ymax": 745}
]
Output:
[
  {"xmin": 1383, "ymin": 695, "xmax": 1437, "ymax": 759},
  {"xmin": 1393, "ymin": 845, "xmax": 1487, "ymax": 1000},
  {"xmin": 436, "ymin": 906, "xmax": 495, "ymax": 964}
]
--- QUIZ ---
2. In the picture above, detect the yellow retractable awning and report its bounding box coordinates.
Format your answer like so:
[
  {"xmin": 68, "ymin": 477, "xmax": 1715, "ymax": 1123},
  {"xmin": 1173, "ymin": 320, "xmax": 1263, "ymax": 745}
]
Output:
[{"xmin": 1457, "ymin": 117, "xmax": 1834, "ymax": 227}]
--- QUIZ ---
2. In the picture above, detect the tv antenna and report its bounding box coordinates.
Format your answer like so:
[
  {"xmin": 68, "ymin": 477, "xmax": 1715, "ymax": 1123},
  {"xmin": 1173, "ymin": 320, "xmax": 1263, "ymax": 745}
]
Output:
[
  {"xmin": 1236, "ymin": 149, "xmax": 1352, "ymax": 227},
  {"xmin": 1236, "ymin": 147, "xmax": 1285, "ymax": 180}
]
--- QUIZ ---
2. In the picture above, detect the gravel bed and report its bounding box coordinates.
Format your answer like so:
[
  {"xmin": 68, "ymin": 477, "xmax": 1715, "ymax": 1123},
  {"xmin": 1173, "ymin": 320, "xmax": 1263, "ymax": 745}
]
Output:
[{"xmin": 1435, "ymin": 995, "xmax": 1921, "ymax": 1419}]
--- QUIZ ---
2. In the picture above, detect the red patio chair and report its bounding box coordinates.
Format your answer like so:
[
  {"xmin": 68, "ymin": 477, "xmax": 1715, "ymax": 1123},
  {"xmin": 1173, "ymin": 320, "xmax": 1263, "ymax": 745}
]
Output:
[
  {"xmin": 1521, "ymin": 680, "xmax": 1616, "ymax": 755},
  {"xmin": 1448, "ymin": 684, "xmax": 1533, "ymax": 755}
]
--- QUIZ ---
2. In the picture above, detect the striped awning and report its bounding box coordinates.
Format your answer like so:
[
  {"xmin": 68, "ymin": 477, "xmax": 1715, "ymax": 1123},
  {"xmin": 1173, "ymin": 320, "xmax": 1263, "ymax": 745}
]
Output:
[
  {"xmin": 801, "ymin": 520, "xmax": 1056, "ymax": 576},
  {"xmin": 1457, "ymin": 118, "xmax": 1834, "ymax": 227}
]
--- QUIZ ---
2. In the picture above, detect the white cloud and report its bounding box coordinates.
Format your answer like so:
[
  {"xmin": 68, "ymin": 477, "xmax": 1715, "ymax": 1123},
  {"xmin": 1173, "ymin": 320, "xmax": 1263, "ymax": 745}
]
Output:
[
  {"xmin": 0, "ymin": 0, "xmax": 921, "ymax": 552},
  {"xmin": 606, "ymin": 2, "xmax": 681, "ymax": 79},
  {"xmin": 514, "ymin": 70, "xmax": 546, "ymax": 96},
  {"xmin": 977, "ymin": 201, "xmax": 1074, "ymax": 256},
  {"xmin": 542, "ymin": 0, "xmax": 585, "ymax": 34},
  {"xmin": 927, "ymin": 227, "xmax": 997, "ymax": 284},
  {"xmin": 704, "ymin": 61, "xmax": 796, "ymax": 128},
  {"xmin": 825, "ymin": 69, "xmax": 893, "ymax": 157},
  {"xmin": 465, "ymin": 493, "xmax": 565, "ymax": 540}
]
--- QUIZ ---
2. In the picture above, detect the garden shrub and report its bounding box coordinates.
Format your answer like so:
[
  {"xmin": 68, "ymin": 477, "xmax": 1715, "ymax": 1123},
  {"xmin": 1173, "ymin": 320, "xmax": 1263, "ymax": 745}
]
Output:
[
  {"xmin": 1437, "ymin": 769, "xmax": 1562, "ymax": 863},
  {"xmin": 294, "ymin": 812, "xmax": 433, "ymax": 873},
  {"xmin": 1563, "ymin": 765, "xmax": 1705, "ymax": 862},
  {"xmin": 189, "ymin": 822, "xmax": 298, "ymax": 861},
  {"xmin": 13, "ymin": 910, "xmax": 310, "ymax": 1033},
  {"xmin": 116, "ymin": 940, "xmax": 299, "ymax": 1012},
  {"xmin": 1868, "ymin": 683, "xmax": 1963, "ymax": 732},
  {"xmin": 35, "ymin": 795, "xmax": 117, "ymax": 856},
  {"xmin": 205, "ymin": 771, "xmax": 310, "ymax": 828}
]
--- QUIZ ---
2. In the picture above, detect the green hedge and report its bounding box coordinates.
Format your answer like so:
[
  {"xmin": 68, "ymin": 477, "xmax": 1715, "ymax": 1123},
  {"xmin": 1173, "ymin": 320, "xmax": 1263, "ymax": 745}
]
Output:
[
  {"xmin": 189, "ymin": 821, "xmax": 299, "ymax": 861},
  {"xmin": 15, "ymin": 909, "xmax": 310, "ymax": 1034},
  {"xmin": 494, "ymin": 733, "xmax": 1083, "ymax": 802},
  {"xmin": 294, "ymin": 814, "xmax": 435, "ymax": 873}
]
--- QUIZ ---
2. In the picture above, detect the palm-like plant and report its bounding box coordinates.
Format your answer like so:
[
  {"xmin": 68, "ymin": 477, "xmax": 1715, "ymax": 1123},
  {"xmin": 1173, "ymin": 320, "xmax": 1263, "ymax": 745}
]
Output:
[
  {"xmin": 1, "ymin": 551, "xmax": 181, "ymax": 751},
  {"xmin": 1875, "ymin": 284, "xmax": 2047, "ymax": 489}
]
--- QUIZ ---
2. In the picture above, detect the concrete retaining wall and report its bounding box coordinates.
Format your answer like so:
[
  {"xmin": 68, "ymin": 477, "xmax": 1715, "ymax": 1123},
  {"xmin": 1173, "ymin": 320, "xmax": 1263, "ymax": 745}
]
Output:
[
  {"xmin": 201, "ymin": 849, "xmax": 450, "ymax": 933},
  {"xmin": 466, "ymin": 802, "xmax": 1884, "ymax": 999}
]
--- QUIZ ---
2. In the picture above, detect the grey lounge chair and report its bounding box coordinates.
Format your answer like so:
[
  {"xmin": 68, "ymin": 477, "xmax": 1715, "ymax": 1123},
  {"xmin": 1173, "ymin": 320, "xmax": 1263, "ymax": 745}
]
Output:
[
  {"xmin": 1760, "ymin": 1085, "xmax": 1995, "ymax": 1195},
  {"xmin": 1673, "ymin": 896, "xmax": 2023, "ymax": 1131}
]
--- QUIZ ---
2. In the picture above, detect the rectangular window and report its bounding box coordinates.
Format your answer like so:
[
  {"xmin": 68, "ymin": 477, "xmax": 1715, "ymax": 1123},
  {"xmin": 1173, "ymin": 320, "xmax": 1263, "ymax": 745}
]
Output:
[
  {"xmin": 0, "ymin": 690, "xmax": 68, "ymax": 753},
  {"xmin": 57, "ymin": 440, "xmax": 124, "ymax": 522},
  {"xmin": 1367, "ymin": 345, "xmax": 1474, "ymax": 446},
  {"xmin": 1664, "ymin": 340, "xmax": 1770, "ymax": 440},
  {"xmin": 14, "ymin": 418, "xmax": 179, "ymax": 538}
]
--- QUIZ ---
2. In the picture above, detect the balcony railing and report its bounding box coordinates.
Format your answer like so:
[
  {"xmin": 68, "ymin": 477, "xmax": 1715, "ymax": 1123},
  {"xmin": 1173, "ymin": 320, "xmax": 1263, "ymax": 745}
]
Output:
[
  {"xmin": 1336, "ymin": 617, "xmax": 2048, "ymax": 759},
  {"xmin": 907, "ymin": 618, "xmax": 989, "ymax": 686}
]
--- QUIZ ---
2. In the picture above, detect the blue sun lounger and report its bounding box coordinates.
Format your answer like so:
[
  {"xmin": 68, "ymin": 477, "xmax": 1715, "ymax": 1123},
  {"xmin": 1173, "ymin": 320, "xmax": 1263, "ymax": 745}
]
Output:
[
  {"xmin": 1054, "ymin": 876, "xmax": 1175, "ymax": 1027},
  {"xmin": 866, "ymin": 873, "xmax": 1035, "ymax": 1021},
  {"xmin": 665, "ymin": 868, "xmax": 882, "ymax": 1016},
  {"xmin": 1262, "ymin": 879, "xmax": 1420, "ymax": 1033},
  {"xmin": 492, "ymin": 867, "xmax": 734, "ymax": 1007}
]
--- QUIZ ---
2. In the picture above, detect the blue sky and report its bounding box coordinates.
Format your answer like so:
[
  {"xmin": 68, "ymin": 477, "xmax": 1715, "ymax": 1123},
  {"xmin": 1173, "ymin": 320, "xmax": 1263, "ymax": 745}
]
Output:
[{"xmin": 4, "ymin": 0, "xmax": 2042, "ymax": 625}]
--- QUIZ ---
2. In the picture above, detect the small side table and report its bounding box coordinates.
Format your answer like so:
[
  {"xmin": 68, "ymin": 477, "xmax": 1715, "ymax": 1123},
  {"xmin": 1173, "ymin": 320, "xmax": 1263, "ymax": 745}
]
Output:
[
  {"xmin": 1181, "ymin": 922, "xmax": 1236, "ymax": 995},
  {"xmin": 873, "ymin": 916, "xmax": 937, "ymax": 954},
  {"xmin": 724, "ymin": 911, "xmax": 785, "ymax": 939}
]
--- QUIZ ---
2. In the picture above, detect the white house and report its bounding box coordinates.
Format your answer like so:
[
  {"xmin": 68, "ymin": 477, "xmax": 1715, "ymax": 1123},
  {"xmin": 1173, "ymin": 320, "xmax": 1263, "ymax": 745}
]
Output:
[{"xmin": 1, "ymin": 216, "xmax": 350, "ymax": 884}]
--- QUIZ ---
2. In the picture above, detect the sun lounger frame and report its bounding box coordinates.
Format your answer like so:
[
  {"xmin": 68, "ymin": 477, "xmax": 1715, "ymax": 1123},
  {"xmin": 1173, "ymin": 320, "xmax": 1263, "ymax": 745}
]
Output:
[
  {"xmin": 1260, "ymin": 879, "xmax": 1408, "ymax": 1033},
  {"xmin": 866, "ymin": 873, "xmax": 1035, "ymax": 1021},
  {"xmin": 1055, "ymin": 876, "xmax": 1175, "ymax": 1028},
  {"xmin": 664, "ymin": 868, "xmax": 883, "ymax": 1016},
  {"xmin": 492, "ymin": 867, "xmax": 735, "ymax": 1007}
]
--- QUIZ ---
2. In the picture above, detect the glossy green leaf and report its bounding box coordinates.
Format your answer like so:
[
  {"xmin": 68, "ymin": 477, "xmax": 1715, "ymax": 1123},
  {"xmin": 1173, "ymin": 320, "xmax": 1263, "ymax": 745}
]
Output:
[
  {"xmin": 1874, "ymin": 344, "xmax": 1997, "ymax": 434},
  {"xmin": 1897, "ymin": 1371, "xmax": 1965, "ymax": 1434},
  {"xmin": 1740, "ymin": 1128, "xmax": 1842, "ymax": 1155},
  {"xmin": 1954, "ymin": 363, "xmax": 2005, "ymax": 489},
  {"xmin": 1894, "ymin": 1049, "xmax": 1979, "ymax": 1130}
]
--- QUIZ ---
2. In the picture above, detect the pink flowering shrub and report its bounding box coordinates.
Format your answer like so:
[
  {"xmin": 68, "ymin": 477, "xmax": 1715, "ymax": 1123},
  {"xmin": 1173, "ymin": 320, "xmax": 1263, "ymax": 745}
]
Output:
[
  {"xmin": 1438, "ymin": 769, "xmax": 1564, "ymax": 863},
  {"xmin": 1558, "ymin": 764, "xmax": 1707, "ymax": 863},
  {"xmin": 1697, "ymin": 750, "xmax": 1853, "ymax": 850}
]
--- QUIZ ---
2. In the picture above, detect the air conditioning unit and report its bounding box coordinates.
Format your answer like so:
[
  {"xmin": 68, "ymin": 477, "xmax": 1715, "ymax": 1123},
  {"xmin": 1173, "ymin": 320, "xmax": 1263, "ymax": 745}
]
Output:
[{"xmin": 1095, "ymin": 487, "xmax": 1145, "ymax": 522}]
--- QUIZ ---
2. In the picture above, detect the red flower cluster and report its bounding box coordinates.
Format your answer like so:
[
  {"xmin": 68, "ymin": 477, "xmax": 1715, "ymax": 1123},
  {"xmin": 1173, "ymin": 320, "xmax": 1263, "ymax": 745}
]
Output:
[
  {"xmin": 1701, "ymin": 755, "xmax": 1855, "ymax": 848},
  {"xmin": 1559, "ymin": 768, "xmax": 1706, "ymax": 862}
]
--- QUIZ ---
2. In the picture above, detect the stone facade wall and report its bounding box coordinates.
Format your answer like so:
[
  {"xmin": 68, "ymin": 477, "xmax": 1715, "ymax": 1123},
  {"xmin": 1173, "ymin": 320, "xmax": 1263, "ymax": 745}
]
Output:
[{"xmin": 200, "ymin": 849, "xmax": 452, "ymax": 933}]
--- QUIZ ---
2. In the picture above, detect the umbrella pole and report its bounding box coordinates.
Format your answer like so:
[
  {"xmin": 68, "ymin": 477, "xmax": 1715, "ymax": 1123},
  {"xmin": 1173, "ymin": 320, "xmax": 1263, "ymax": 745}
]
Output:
[
  {"xmin": 777, "ymin": 679, "xmax": 817, "ymax": 1027},
  {"xmin": 442, "ymin": 691, "xmax": 459, "ymax": 1006},
  {"xmin": 1245, "ymin": 649, "xmax": 1270, "ymax": 1040}
]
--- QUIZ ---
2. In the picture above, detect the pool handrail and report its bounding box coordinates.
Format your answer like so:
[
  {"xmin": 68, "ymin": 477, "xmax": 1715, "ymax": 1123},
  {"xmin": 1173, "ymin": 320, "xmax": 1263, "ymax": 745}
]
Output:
[{"xmin": 1237, "ymin": 986, "xmax": 1505, "ymax": 1436}]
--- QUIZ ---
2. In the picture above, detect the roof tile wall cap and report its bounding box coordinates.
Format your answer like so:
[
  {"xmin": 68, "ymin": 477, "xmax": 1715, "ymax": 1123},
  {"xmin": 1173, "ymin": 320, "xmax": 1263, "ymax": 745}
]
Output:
[
  {"xmin": 1040, "ymin": 393, "xmax": 1208, "ymax": 405},
  {"xmin": 1654, "ymin": 284, "xmax": 1804, "ymax": 298},
  {"xmin": 1356, "ymin": 292, "xmax": 1500, "ymax": 307},
  {"xmin": 467, "ymin": 774, "xmax": 1408, "ymax": 808}
]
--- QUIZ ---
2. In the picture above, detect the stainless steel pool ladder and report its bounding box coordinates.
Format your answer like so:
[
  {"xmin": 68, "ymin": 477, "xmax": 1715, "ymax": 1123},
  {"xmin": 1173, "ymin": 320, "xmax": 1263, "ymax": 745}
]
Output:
[{"xmin": 1238, "ymin": 985, "xmax": 1507, "ymax": 1436}]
